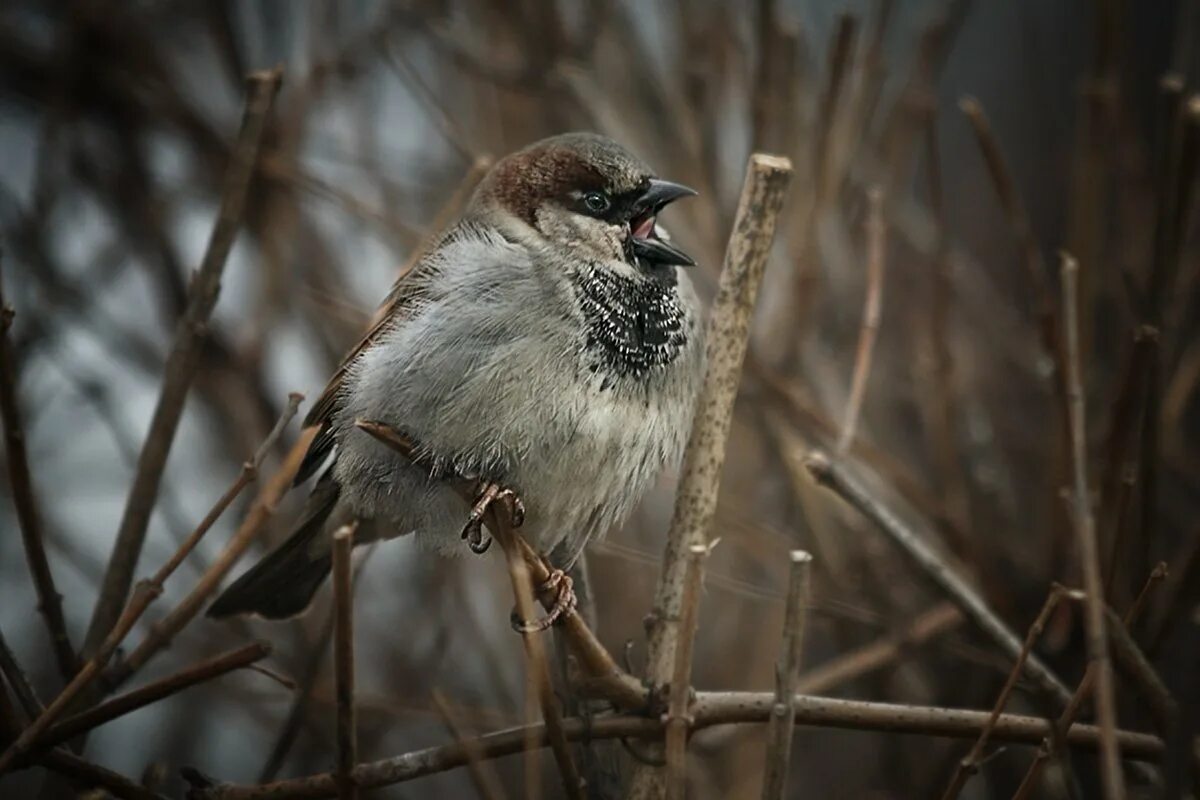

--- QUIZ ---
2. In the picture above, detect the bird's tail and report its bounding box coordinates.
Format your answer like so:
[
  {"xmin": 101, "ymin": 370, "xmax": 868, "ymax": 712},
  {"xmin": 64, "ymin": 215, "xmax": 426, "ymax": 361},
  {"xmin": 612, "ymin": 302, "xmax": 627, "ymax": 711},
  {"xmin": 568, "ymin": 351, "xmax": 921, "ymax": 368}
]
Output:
[{"xmin": 207, "ymin": 478, "xmax": 341, "ymax": 620}]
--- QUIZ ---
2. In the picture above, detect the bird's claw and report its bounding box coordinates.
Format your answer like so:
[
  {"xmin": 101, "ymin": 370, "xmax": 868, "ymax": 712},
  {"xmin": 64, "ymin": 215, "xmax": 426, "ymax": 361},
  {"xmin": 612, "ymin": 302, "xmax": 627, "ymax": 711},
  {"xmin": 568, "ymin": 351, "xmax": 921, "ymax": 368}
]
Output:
[
  {"xmin": 460, "ymin": 481, "xmax": 525, "ymax": 555},
  {"xmin": 510, "ymin": 567, "xmax": 577, "ymax": 633}
]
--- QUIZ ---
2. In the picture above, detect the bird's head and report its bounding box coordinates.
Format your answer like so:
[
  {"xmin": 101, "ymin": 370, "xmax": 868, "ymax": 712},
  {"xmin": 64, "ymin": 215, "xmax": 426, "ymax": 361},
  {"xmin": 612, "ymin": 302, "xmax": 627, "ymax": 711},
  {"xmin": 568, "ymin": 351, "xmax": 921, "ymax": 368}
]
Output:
[{"xmin": 474, "ymin": 132, "xmax": 697, "ymax": 274}]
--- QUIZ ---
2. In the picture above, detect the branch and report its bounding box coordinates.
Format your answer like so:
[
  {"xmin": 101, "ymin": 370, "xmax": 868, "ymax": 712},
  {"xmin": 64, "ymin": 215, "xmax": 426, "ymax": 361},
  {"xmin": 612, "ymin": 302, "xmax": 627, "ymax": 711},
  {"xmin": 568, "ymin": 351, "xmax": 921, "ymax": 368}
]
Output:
[
  {"xmin": 490, "ymin": 507, "xmax": 583, "ymax": 800},
  {"xmin": 184, "ymin": 693, "xmax": 1166, "ymax": 800},
  {"xmin": 354, "ymin": 419, "xmax": 646, "ymax": 711},
  {"xmin": 634, "ymin": 153, "xmax": 792, "ymax": 796},
  {"xmin": 331, "ymin": 524, "xmax": 358, "ymax": 800},
  {"xmin": 837, "ymin": 186, "xmax": 886, "ymax": 454},
  {"xmin": 940, "ymin": 585, "xmax": 1074, "ymax": 799},
  {"xmin": 0, "ymin": 393, "xmax": 301, "ymax": 774},
  {"xmin": 31, "ymin": 642, "xmax": 271, "ymax": 755},
  {"xmin": 665, "ymin": 544, "xmax": 711, "ymax": 800},
  {"xmin": 803, "ymin": 450, "xmax": 1072, "ymax": 706},
  {"xmin": 84, "ymin": 67, "xmax": 283, "ymax": 656},
  {"xmin": 431, "ymin": 690, "xmax": 507, "ymax": 800},
  {"xmin": 1061, "ymin": 252, "xmax": 1124, "ymax": 799},
  {"xmin": 0, "ymin": 257, "xmax": 78, "ymax": 680},
  {"xmin": 105, "ymin": 427, "xmax": 316, "ymax": 689},
  {"xmin": 760, "ymin": 551, "xmax": 812, "ymax": 800},
  {"xmin": 1013, "ymin": 564, "xmax": 1167, "ymax": 799}
]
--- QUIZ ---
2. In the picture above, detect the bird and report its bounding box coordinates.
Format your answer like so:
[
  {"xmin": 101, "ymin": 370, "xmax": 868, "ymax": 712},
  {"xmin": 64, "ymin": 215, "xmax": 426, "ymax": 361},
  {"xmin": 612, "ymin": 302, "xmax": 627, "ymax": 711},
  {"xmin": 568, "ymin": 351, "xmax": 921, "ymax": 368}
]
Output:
[{"xmin": 207, "ymin": 132, "xmax": 705, "ymax": 623}]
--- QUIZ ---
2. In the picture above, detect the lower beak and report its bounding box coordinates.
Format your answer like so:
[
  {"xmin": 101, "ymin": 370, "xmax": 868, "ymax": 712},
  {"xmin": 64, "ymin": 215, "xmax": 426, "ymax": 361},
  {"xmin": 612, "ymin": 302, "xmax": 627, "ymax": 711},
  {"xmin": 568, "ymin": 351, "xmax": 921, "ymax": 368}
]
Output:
[
  {"xmin": 629, "ymin": 178, "xmax": 698, "ymax": 268},
  {"xmin": 631, "ymin": 236, "xmax": 696, "ymax": 267}
]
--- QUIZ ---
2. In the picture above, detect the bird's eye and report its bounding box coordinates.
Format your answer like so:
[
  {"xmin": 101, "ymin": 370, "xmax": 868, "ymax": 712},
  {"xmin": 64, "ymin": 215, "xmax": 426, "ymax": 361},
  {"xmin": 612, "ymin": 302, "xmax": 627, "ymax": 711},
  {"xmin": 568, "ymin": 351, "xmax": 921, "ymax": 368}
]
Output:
[{"xmin": 582, "ymin": 191, "xmax": 610, "ymax": 215}]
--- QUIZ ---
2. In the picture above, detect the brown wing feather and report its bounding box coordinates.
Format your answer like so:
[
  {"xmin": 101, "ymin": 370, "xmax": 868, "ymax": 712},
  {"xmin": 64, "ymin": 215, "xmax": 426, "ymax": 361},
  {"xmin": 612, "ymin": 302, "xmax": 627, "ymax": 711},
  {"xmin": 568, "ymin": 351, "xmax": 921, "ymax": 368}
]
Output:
[{"xmin": 294, "ymin": 260, "xmax": 435, "ymax": 485}]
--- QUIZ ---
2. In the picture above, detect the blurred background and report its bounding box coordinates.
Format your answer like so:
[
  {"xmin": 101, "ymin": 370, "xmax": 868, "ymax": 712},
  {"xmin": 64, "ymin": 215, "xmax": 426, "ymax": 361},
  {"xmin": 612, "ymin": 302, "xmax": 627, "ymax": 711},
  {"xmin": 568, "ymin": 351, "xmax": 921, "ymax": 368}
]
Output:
[{"xmin": 1, "ymin": 0, "xmax": 1198, "ymax": 797}]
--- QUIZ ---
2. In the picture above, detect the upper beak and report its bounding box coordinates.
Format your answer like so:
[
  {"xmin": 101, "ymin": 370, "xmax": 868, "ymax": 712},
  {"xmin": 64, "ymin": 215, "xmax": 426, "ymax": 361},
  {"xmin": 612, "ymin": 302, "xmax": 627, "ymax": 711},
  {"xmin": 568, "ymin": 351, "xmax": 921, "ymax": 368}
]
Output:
[
  {"xmin": 628, "ymin": 178, "xmax": 698, "ymax": 268},
  {"xmin": 633, "ymin": 178, "xmax": 698, "ymax": 216}
]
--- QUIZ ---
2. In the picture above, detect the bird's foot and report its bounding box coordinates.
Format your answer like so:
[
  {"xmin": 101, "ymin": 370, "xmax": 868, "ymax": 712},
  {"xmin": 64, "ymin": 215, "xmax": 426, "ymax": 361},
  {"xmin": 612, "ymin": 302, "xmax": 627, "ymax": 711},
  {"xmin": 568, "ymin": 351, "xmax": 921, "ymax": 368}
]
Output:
[
  {"xmin": 460, "ymin": 481, "xmax": 525, "ymax": 555},
  {"xmin": 510, "ymin": 566, "xmax": 577, "ymax": 633}
]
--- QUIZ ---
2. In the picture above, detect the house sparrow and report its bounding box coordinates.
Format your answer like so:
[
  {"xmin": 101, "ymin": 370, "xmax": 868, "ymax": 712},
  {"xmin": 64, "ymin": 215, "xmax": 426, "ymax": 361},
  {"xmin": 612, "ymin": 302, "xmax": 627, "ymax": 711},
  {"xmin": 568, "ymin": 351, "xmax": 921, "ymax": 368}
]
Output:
[{"xmin": 208, "ymin": 133, "xmax": 704, "ymax": 621}]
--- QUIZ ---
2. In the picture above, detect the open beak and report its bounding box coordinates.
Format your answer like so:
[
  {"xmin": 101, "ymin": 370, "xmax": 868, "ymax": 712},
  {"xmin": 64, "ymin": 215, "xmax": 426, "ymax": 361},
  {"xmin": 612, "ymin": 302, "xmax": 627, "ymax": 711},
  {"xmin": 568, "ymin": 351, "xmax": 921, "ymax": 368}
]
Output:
[{"xmin": 628, "ymin": 178, "xmax": 698, "ymax": 268}]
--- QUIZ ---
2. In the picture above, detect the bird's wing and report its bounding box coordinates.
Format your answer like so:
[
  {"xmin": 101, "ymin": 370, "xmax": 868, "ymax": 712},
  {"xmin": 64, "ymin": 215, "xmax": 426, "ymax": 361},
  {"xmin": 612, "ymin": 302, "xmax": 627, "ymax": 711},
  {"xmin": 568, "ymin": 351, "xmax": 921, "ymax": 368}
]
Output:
[{"xmin": 294, "ymin": 232, "xmax": 452, "ymax": 485}]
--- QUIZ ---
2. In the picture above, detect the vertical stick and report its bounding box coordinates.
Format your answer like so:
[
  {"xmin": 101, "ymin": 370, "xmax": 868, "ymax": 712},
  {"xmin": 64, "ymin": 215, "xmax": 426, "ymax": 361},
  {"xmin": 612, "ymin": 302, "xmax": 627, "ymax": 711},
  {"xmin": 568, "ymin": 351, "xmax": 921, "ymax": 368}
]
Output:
[
  {"xmin": 0, "ymin": 258, "xmax": 78, "ymax": 681},
  {"xmin": 837, "ymin": 186, "xmax": 886, "ymax": 455},
  {"xmin": 761, "ymin": 551, "xmax": 813, "ymax": 800},
  {"xmin": 1061, "ymin": 252, "xmax": 1124, "ymax": 799},
  {"xmin": 332, "ymin": 523, "xmax": 358, "ymax": 800},
  {"xmin": 633, "ymin": 153, "xmax": 791, "ymax": 798},
  {"xmin": 664, "ymin": 544, "xmax": 711, "ymax": 800}
]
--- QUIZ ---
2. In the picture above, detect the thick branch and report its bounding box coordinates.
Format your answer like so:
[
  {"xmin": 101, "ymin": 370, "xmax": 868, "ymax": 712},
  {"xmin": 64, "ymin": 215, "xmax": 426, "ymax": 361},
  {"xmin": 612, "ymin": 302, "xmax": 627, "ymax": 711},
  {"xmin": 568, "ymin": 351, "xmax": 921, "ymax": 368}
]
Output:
[{"xmin": 185, "ymin": 693, "xmax": 1165, "ymax": 800}]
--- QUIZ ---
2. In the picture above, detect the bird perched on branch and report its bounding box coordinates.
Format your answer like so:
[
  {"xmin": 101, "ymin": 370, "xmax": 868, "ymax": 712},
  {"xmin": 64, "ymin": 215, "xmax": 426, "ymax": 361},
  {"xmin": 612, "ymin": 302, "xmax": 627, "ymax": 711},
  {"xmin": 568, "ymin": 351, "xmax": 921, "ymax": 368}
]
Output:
[{"xmin": 208, "ymin": 133, "xmax": 704, "ymax": 624}]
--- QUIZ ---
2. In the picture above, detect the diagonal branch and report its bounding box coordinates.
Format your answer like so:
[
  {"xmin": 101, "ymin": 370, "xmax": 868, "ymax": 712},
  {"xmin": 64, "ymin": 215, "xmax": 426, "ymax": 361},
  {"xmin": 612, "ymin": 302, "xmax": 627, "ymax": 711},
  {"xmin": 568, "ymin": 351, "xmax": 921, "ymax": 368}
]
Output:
[
  {"xmin": 84, "ymin": 67, "xmax": 283, "ymax": 656},
  {"xmin": 0, "ymin": 393, "xmax": 301, "ymax": 774}
]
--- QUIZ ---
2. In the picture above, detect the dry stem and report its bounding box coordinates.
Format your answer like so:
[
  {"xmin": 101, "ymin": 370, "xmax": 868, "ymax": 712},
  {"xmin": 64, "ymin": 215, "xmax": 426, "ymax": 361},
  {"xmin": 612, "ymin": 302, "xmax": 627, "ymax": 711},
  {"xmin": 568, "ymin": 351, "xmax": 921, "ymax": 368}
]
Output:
[
  {"xmin": 0, "ymin": 393, "xmax": 301, "ymax": 774},
  {"xmin": 84, "ymin": 67, "xmax": 284, "ymax": 656},
  {"xmin": 837, "ymin": 186, "xmax": 886, "ymax": 454},
  {"xmin": 760, "ymin": 551, "xmax": 812, "ymax": 800},
  {"xmin": 664, "ymin": 544, "xmax": 711, "ymax": 800},
  {"xmin": 940, "ymin": 585, "xmax": 1073, "ymax": 799},
  {"xmin": 635, "ymin": 153, "xmax": 792, "ymax": 796},
  {"xmin": 332, "ymin": 523, "xmax": 358, "ymax": 800},
  {"xmin": 1060, "ymin": 252, "xmax": 1124, "ymax": 799},
  {"xmin": 804, "ymin": 450, "xmax": 1072, "ymax": 705},
  {"xmin": 185, "ymin": 692, "xmax": 1166, "ymax": 800},
  {"xmin": 0, "ymin": 258, "xmax": 78, "ymax": 681}
]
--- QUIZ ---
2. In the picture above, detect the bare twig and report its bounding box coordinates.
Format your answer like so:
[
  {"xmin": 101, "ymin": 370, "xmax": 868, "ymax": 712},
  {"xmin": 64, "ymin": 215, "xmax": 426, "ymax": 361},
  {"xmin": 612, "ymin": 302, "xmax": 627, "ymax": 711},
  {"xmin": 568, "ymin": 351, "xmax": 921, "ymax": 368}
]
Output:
[
  {"xmin": 332, "ymin": 523, "xmax": 358, "ymax": 800},
  {"xmin": 0, "ymin": 393, "xmax": 302, "ymax": 774},
  {"xmin": 1013, "ymin": 563, "xmax": 1167, "ymax": 799},
  {"xmin": 0, "ymin": 258, "xmax": 78, "ymax": 681},
  {"xmin": 1060, "ymin": 252, "xmax": 1124, "ymax": 799},
  {"xmin": 184, "ymin": 693, "xmax": 1166, "ymax": 800},
  {"xmin": 84, "ymin": 67, "xmax": 283, "ymax": 656},
  {"xmin": 489, "ymin": 504, "xmax": 583, "ymax": 800},
  {"xmin": 837, "ymin": 186, "xmax": 887, "ymax": 454},
  {"xmin": 31, "ymin": 642, "xmax": 271, "ymax": 755},
  {"xmin": 941, "ymin": 585, "xmax": 1074, "ymax": 799},
  {"xmin": 665, "ymin": 543, "xmax": 711, "ymax": 800},
  {"xmin": 432, "ymin": 690, "xmax": 507, "ymax": 800},
  {"xmin": 106, "ymin": 427, "xmax": 317, "ymax": 688},
  {"xmin": 0, "ymin": 626, "xmax": 45, "ymax": 719},
  {"xmin": 803, "ymin": 451, "xmax": 1072, "ymax": 705},
  {"xmin": 635, "ymin": 154, "xmax": 792, "ymax": 797},
  {"xmin": 1102, "ymin": 606, "xmax": 1176, "ymax": 733},
  {"xmin": 761, "ymin": 550, "xmax": 812, "ymax": 800}
]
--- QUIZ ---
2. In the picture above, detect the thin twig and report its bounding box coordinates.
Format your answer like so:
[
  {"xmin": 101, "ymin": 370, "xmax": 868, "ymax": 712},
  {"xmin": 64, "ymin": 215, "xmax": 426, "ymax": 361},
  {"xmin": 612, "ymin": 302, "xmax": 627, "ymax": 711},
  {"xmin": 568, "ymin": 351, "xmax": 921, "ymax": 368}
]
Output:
[
  {"xmin": 183, "ymin": 693, "xmax": 1167, "ymax": 800},
  {"xmin": 837, "ymin": 186, "xmax": 886, "ymax": 454},
  {"xmin": 0, "ymin": 626, "xmax": 45, "ymax": 720},
  {"xmin": 84, "ymin": 67, "xmax": 283, "ymax": 656},
  {"xmin": 941, "ymin": 585, "xmax": 1074, "ymax": 799},
  {"xmin": 803, "ymin": 451, "xmax": 1072, "ymax": 705},
  {"xmin": 332, "ymin": 523, "xmax": 358, "ymax": 800},
  {"xmin": 106, "ymin": 428, "xmax": 317, "ymax": 689},
  {"xmin": 1013, "ymin": 563, "xmax": 1167, "ymax": 799},
  {"xmin": 665, "ymin": 544, "xmax": 711, "ymax": 800},
  {"xmin": 634, "ymin": 153, "xmax": 792, "ymax": 796},
  {"xmin": 1060, "ymin": 251, "xmax": 1124, "ymax": 799},
  {"xmin": 0, "ymin": 256, "xmax": 78, "ymax": 681},
  {"xmin": 489, "ymin": 505, "xmax": 583, "ymax": 800},
  {"xmin": 761, "ymin": 550, "xmax": 813, "ymax": 800},
  {"xmin": 31, "ymin": 642, "xmax": 271, "ymax": 755},
  {"xmin": 432, "ymin": 690, "xmax": 507, "ymax": 800},
  {"xmin": 0, "ymin": 393, "xmax": 302, "ymax": 774}
]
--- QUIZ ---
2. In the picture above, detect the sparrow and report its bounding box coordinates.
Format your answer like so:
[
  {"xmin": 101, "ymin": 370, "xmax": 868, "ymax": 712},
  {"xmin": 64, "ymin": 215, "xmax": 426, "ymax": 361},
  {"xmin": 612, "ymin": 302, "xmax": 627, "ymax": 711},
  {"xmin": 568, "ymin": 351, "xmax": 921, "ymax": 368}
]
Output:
[{"xmin": 208, "ymin": 132, "xmax": 704, "ymax": 622}]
